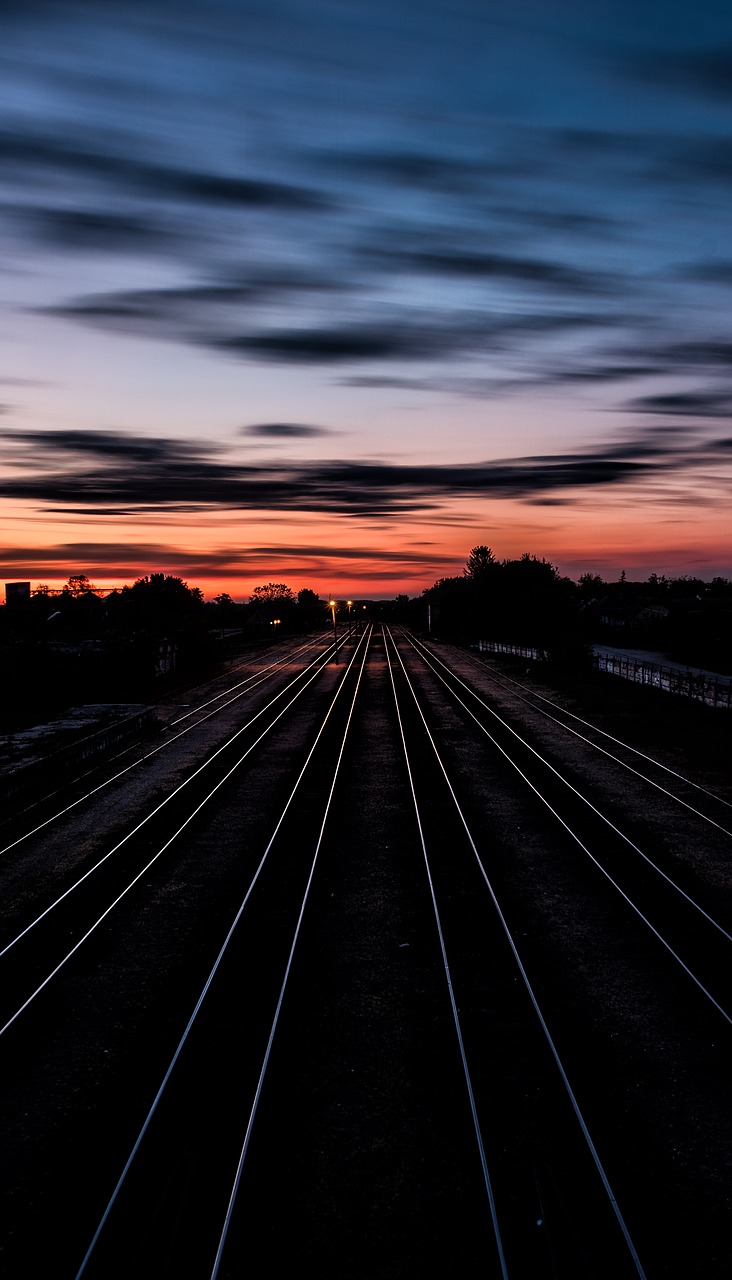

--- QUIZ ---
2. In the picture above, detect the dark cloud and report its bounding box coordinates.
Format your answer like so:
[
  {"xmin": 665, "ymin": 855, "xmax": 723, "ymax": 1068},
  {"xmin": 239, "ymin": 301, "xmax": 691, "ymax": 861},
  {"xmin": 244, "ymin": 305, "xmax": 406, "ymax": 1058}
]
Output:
[
  {"xmin": 0, "ymin": 128, "xmax": 330, "ymax": 211},
  {"xmin": 10, "ymin": 205, "xmax": 173, "ymax": 253},
  {"xmin": 45, "ymin": 276, "xmax": 623, "ymax": 368},
  {"xmin": 4, "ymin": 429, "xmax": 210, "ymax": 465},
  {"xmin": 319, "ymin": 146, "xmax": 515, "ymax": 192},
  {"xmin": 0, "ymin": 541, "xmax": 196, "ymax": 569},
  {"xmin": 44, "ymin": 282, "xmax": 260, "ymax": 326},
  {"xmin": 676, "ymin": 260, "xmax": 732, "ymax": 285},
  {"xmin": 664, "ymin": 341, "xmax": 732, "ymax": 368},
  {"xmin": 40, "ymin": 267, "xmax": 358, "ymax": 342},
  {"xmin": 216, "ymin": 327, "xmax": 436, "ymax": 364},
  {"xmin": 372, "ymin": 246, "xmax": 611, "ymax": 294},
  {"xmin": 558, "ymin": 127, "xmax": 642, "ymax": 156},
  {"xmin": 1, "ymin": 539, "xmax": 447, "ymax": 573},
  {"xmin": 540, "ymin": 338, "xmax": 732, "ymax": 413},
  {"xmin": 44, "ymin": 267, "xmax": 350, "ymax": 316},
  {"xmin": 242, "ymin": 423, "xmax": 334, "ymax": 439},
  {"xmin": 626, "ymin": 390, "xmax": 732, "ymax": 417},
  {"xmin": 540, "ymin": 362, "xmax": 660, "ymax": 385},
  {"xmin": 632, "ymin": 47, "xmax": 732, "ymax": 102},
  {"xmin": 340, "ymin": 353, "xmax": 661, "ymax": 398},
  {"xmin": 354, "ymin": 227, "xmax": 616, "ymax": 296},
  {"xmin": 215, "ymin": 310, "xmax": 620, "ymax": 366},
  {"xmin": 673, "ymin": 138, "xmax": 732, "ymax": 186},
  {"xmin": 511, "ymin": 207, "xmax": 620, "ymax": 235},
  {"xmin": 339, "ymin": 375, "xmax": 436, "ymax": 390},
  {"xmin": 0, "ymin": 536, "xmax": 457, "ymax": 586},
  {"xmin": 1, "ymin": 425, "xmax": 728, "ymax": 518}
]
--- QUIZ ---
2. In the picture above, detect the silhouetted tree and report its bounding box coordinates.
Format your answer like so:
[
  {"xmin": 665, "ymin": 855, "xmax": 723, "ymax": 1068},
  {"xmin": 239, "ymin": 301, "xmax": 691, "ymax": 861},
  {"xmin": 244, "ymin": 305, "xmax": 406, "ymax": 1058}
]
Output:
[
  {"xmin": 422, "ymin": 575, "xmax": 474, "ymax": 638},
  {"xmin": 207, "ymin": 592, "xmax": 242, "ymax": 631},
  {"xmin": 247, "ymin": 582, "xmax": 296, "ymax": 631},
  {"xmin": 250, "ymin": 583, "xmax": 295, "ymax": 606},
  {"xmin": 297, "ymin": 587, "xmax": 322, "ymax": 629},
  {"xmin": 578, "ymin": 573, "xmax": 604, "ymax": 599},
  {"xmin": 64, "ymin": 574, "xmax": 96, "ymax": 597},
  {"xmin": 464, "ymin": 545, "xmax": 496, "ymax": 581}
]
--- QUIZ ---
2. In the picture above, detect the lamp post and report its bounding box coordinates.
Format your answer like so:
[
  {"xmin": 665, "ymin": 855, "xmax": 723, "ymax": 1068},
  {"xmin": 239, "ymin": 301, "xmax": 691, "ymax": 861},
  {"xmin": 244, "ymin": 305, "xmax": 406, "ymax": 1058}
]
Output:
[
  {"xmin": 329, "ymin": 598, "xmax": 338, "ymax": 657},
  {"xmin": 347, "ymin": 599, "xmax": 353, "ymax": 639}
]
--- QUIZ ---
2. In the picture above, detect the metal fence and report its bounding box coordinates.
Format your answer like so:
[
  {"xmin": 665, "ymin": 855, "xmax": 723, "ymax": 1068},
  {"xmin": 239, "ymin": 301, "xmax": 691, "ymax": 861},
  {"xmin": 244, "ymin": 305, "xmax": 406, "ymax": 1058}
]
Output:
[
  {"xmin": 475, "ymin": 639, "xmax": 732, "ymax": 710},
  {"xmin": 592, "ymin": 651, "xmax": 732, "ymax": 710},
  {"xmin": 475, "ymin": 639, "xmax": 548, "ymax": 663}
]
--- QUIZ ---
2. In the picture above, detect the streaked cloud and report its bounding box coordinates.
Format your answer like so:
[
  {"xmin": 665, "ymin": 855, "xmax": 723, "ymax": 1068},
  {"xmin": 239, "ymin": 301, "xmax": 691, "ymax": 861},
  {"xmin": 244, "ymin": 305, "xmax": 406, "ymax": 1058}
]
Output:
[
  {"xmin": 1, "ymin": 426, "xmax": 728, "ymax": 518},
  {"xmin": 2, "ymin": 0, "xmax": 732, "ymax": 585},
  {"xmin": 241, "ymin": 423, "xmax": 335, "ymax": 439},
  {"xmin": 625, "ymin": 390, "xmax": 732, "ymax": 417},
  {"xmin": 0, "ymin": 128, "xmax": 331, "ymax": 211}
]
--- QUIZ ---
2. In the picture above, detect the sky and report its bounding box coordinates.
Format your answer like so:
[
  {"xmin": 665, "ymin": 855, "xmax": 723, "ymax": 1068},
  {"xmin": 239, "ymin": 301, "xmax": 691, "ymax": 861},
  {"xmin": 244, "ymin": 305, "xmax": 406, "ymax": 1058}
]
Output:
[{"xmin": 1, "ymin": 0, "xmax": 731, "ymax": 600}]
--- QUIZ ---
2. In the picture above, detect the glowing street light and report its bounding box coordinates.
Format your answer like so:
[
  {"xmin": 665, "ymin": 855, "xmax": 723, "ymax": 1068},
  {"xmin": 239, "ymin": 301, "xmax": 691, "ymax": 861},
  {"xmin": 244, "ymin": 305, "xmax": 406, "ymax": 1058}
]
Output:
[{"xmin": 328, "ymin": 598, "xmax": 338, "ymax": 656}]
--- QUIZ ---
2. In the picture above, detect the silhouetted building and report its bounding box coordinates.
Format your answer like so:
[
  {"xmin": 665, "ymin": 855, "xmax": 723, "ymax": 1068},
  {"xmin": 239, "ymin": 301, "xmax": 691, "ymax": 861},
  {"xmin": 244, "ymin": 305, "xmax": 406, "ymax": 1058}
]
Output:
[{"xmin": 5, "ymin": 582, "xmax": 31, "ymax": 608}]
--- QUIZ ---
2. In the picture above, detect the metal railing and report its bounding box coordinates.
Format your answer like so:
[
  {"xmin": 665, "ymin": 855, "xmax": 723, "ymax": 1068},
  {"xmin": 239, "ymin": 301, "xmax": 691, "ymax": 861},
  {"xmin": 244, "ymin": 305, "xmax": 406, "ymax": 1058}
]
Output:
[
  {"xmin": 592, "ymin": 651, "xmax": 732, "ymax": 710},
  {"xmin": 474, "ymin": 639, "xmax": 732, "ymax": 710},
  {"xmin": 475, "ymin": 639, "xmax": 548, "ymax": 663}
]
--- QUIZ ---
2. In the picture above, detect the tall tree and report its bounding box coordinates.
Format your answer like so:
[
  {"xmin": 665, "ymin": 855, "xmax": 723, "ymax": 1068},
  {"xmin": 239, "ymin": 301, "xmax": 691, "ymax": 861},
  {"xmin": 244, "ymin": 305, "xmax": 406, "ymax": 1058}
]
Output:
[
  {"xmin": 250, "ymin": 583, "xmax": 295, "ymax": 606},
  {"xmin": 464, "ymin": 545, "xmax": 496, "ymax": 580}
]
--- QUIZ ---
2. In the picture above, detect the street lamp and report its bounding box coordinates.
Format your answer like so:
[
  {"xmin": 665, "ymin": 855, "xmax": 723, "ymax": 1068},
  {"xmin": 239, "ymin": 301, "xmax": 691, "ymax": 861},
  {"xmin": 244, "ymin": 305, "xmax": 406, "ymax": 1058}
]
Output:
[
  {"xmin": 347, "ymin": 599, "xmax": 353, "ymax": 639},
  {"xmin": 328, "ymin": 598, "xmax": 338, "ymax": 656}
]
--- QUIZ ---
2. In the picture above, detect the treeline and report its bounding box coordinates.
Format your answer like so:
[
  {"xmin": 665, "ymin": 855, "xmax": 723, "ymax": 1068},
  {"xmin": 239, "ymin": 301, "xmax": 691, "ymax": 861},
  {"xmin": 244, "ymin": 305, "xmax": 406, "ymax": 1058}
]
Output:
[
  {"xmin": 7, "ymin": 576, "xmax": 330, "ymax": 640},
  {"xmin": 3, "ymin": 555, "xmax": 731, "ymax": 727},
  {"xmin": 0, "ymin": 575, "xmax": 364, "ymax": 724},
  {"xmin": 421, "ymin": 548, "xmax": 732, "ymax": 673}
]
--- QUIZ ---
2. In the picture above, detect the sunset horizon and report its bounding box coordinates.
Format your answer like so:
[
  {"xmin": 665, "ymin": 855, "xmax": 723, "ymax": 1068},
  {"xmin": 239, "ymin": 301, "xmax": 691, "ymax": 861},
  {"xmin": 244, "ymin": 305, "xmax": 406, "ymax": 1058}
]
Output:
[{"xmin": 1, "ymin": 1, "xmax": 730, "ymax": 603}]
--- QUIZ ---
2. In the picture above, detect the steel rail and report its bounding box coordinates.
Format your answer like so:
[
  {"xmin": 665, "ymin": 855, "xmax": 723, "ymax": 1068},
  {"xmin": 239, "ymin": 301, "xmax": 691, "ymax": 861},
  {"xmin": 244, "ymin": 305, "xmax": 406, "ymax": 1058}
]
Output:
[
  {"xmin": 385, "ymin": 627, "xmax": 648, "ymax": 1280},
  {"xmin": 383, "ymin": 634, "xmax": 509, "ymax": 1279},
  {"xmin": 0, "ymin": 637, "xmax": 338, "ymax": 861},
  {"xmin": 399, "ymin": 633, "xmax": 732, "ymax": 1026},
  {"xmin": 404, "ymin": 633, "xmax": 732, "ymax": 950},
  {"xmin": 75, "ymin": 628, "xmax": 371, "ymax": 1280},
  {"xmin": 451, "ymin": 639, "xmax": 732, "ymax": 820},
  {"xmin": 0, "ymin": 634, "xmax": 345, "ymax": 1036},
  {"xmin": 209, "ymin": 629, "xmax": 371, "ymax": 1279},
  {"xmin": 0, "ymin": 634, "xmax": 324, "ymax": 833},
  {"xmin": 167, "ymin": 635, "xmax": 322, "ymax": 724}
]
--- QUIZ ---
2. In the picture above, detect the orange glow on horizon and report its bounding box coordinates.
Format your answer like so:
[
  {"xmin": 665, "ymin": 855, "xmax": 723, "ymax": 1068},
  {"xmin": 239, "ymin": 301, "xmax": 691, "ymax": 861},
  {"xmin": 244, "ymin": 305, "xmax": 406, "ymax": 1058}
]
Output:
[{"xmin": 3, "ymin": 485, "xmax": 730, "ymax": 605}]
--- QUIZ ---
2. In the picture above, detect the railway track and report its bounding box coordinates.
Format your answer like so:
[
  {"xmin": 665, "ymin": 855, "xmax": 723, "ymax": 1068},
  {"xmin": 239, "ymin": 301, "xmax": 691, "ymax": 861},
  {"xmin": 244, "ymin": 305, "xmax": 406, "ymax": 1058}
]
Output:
[
  {"xmin": 0, "ymin": 632, "xmax": 332, "ymax": 854},
  {"xmin": 0, "ymin": 628, "xmax": 728, "ymax": 1277},
  {"xmin": 446, "ymin": 639, "xmax": 732, "ymax": 834}
]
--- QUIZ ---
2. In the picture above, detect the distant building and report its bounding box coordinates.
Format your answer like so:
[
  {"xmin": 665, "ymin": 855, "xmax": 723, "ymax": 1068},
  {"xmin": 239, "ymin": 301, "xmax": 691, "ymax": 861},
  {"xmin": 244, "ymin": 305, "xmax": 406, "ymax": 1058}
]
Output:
[{"xmin": 5, "ymin": 582, "xmax": 31, "ymax": 608}]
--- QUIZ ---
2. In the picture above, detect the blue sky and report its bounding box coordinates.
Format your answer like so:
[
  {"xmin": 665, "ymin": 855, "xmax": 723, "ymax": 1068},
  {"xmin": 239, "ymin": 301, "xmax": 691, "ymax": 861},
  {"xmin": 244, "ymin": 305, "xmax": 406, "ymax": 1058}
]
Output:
[{"xmin": 1, "ymin": 0, "xmax": 731, "ymax": 595}]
